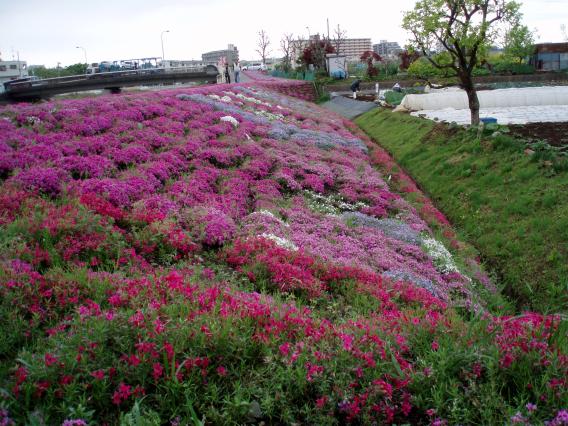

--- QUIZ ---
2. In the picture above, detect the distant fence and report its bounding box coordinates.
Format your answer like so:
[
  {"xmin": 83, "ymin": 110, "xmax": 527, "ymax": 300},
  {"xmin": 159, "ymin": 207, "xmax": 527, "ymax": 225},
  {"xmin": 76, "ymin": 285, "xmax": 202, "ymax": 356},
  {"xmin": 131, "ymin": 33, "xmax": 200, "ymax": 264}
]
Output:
[{"xmin": 270, "ymin": 70, "xmax": 315, "ymax": 81}]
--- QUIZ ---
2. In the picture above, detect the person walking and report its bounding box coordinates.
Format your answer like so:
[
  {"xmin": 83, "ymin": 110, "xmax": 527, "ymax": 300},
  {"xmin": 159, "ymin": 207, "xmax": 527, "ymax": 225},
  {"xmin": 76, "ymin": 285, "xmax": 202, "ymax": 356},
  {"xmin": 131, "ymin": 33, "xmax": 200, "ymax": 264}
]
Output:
[
  {"xmin": 234, "ymin": 61, "xmax": 241, "ymax": 83},
  {"xmin": 224, "ymin": 63, "xmax": 231, "ymax": 84}
]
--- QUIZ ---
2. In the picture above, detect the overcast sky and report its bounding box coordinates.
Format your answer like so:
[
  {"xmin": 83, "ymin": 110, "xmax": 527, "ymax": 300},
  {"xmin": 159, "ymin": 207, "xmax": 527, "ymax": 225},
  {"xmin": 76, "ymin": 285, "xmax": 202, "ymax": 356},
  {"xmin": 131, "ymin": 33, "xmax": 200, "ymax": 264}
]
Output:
[{"xmin": 1, "ymin": 0, "xmax": 567, "ymax": 67}]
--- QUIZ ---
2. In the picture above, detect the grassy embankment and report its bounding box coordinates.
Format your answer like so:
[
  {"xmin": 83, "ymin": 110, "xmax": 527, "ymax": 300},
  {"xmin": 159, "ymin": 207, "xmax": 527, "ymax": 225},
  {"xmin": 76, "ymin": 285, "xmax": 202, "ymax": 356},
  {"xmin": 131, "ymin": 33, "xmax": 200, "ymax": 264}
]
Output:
[{"xmin": 356, "ymin": 109, "xmax": 568, "ymax": 313}]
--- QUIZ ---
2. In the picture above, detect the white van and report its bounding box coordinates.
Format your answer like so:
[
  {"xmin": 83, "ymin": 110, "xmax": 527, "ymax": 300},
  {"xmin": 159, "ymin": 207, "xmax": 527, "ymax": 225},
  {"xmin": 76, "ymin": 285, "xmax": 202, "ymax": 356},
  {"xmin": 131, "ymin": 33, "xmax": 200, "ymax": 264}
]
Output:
[{"xmin": 244, "ymin": 63, "xmax": 267, "ymax": 71}]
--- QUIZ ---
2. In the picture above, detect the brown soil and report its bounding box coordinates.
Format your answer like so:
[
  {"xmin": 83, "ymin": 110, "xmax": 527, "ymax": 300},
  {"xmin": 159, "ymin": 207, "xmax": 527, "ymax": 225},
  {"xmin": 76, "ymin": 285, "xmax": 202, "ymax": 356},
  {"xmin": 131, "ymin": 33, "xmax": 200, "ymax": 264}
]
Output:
[
  {"xmin": 341, "ymin": 94, "xmax": 377, "ymax": 102},
  {"xmin": 508, "ymin": 122, "xmax": 568, "ymax": 147}
]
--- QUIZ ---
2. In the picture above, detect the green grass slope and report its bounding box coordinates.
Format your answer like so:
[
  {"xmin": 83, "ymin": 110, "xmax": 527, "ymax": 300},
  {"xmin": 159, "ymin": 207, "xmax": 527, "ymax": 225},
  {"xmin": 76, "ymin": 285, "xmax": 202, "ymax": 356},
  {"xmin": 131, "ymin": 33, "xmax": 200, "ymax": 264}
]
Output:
[{"xmin": 356, "ymin": 109, "xmax": 568, "ymax": 313}]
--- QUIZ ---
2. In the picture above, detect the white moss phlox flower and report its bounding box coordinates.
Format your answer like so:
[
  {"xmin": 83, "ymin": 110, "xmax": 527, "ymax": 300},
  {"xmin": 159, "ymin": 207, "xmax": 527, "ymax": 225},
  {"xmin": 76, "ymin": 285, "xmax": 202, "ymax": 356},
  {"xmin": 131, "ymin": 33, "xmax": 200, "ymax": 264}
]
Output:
[
  {"xmin": 208, "ymin": 94, "xmax": 221, "ymax": 100},
  {"xmin": 220, "ymin": 96, "xmax": 232, "ymax": 103},
  {"xmin": 220, "ymin": 116, "xmax": 239, "ymax": 127},
  {"xmin": 422, "ymin": 236, "xmax": 460, "ymax": 274},
  {"xmin": 304, "ymin": 190, "xmax": 367, "ymax": 215},
  {"xmin": 260, "ymin": 233, "xmax": 298, "ymax": 251}
]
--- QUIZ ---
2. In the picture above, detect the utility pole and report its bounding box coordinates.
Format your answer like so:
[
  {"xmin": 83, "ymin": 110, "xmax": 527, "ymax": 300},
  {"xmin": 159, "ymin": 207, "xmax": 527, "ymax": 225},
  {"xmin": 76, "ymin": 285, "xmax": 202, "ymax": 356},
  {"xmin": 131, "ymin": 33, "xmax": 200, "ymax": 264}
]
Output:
[
  {"xmin": 327, "ymin": 18, "xmax": 330, "ymax": 39},
  {"xmin": 76, "ymin": 46, "xmax": 88, "ymax": 65},
  {"xmin": 161, "ymin": 30, "xmax": 170, "ymax": 66}
]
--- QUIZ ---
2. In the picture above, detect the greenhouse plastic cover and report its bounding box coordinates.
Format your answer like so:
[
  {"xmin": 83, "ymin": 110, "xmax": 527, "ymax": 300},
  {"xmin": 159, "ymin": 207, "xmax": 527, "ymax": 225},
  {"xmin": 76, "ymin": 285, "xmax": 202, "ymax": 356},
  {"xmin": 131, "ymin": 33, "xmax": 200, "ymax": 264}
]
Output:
[
  {"xmin": 399, "ymin": 86, "xmax": 568, "ymax": 111},
  {"xmin": 410, "ymin": 105, "xmax": 568, "ymax": 125}
]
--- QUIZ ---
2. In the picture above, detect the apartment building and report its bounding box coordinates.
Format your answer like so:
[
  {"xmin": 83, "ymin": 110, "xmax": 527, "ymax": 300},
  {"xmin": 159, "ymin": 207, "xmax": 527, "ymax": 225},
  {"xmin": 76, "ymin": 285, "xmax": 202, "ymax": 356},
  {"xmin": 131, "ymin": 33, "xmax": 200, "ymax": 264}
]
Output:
[
  {"xmin": 291, "ymin": 36, "xmax": 372, "ymax": 64},
  {"xmin": 202, "ymin": 44, "xmax": 239, "ymax": 66},
  {"xmin": 373, "ymin": 40, "xmax": 403, "ymax": 57}
]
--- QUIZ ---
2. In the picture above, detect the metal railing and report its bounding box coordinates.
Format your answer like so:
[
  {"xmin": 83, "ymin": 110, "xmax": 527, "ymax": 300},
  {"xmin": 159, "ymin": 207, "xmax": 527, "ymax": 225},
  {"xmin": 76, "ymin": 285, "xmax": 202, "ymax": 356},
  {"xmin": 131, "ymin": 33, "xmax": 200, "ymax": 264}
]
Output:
[
  {"xmin": 270, "ymin": 70, "xmax": 315, "ymax": 81},
  {"xmin": 4, "ymin": 65, "xmax": 219, "ymax": 93}
]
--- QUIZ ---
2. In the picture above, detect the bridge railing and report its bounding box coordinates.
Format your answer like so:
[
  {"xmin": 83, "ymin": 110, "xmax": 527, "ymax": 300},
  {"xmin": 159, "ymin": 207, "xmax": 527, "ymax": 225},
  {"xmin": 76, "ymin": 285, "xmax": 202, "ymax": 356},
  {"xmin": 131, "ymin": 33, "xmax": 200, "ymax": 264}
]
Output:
[{"xmin": 4, "ymin": 65, "xmax": 219, "ymax": 93}]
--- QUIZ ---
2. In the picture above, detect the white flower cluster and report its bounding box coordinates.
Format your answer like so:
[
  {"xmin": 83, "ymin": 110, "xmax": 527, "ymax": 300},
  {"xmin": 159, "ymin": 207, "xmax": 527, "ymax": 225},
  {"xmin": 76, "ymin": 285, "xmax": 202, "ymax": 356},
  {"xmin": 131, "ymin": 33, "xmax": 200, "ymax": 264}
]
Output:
[
  {"xmin": 421, "ymin": 236, "xmax": 460, "ymax": 274},
  {"xmin": 220, "ymin": 116, "xmax": 239, "ymax": 127},
  {"xmin": 236, "ymin": 93, "xmax": 272, "ymax": 107},
  {"xmin": 259, "ymin": 233, "xmax": 298, "ymax": 251},
  {"xmin": 254, "ymin": 109, "xmax": 284, "ymax": 121},
  {"xmin": 220, "ymin": 96, "xmax": 232, "ymax": 103},
  {"xmin": 208, "ymin": 94, "xmax": 221, "ymax": 101},
  {"xmin": 26, "ymin": 116, "xmax": 41, "ymax": 125},
  {"xmin": 304, "ymin": 190, "xmax": 367, "ymax": 216}
]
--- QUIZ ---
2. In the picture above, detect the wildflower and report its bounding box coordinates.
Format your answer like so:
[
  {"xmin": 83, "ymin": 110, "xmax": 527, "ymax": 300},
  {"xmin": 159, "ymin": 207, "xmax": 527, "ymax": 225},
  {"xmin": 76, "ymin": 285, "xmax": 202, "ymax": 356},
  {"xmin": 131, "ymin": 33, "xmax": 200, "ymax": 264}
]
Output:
[
  {"xmin": 546, "ymin": 410, "xmax": 568, "ymax": 426},
  {"xmin": 511, "ymin": 412, "xmax": 527, "ymax": 424},
  {"xmin": 112, "ymin": 382, "xmax": 132, "ymax": 405},
  {"xmin": 220, "ymin": 116, "xmax": 239, "ymax": 127},
  {"xmin": 152, "ymin": 363, "xmax": 164, "ymax": 380},
  {"xmin": 90, "ymin": 369, "xmax": 105, "ymax": 380},
  {"xmin": 431, "ymin": 341, "xmax": 439, "ymax": 351},
  {"xmin": 60, "ymin": 375, "xmax": 73, "ymax": 386},
  {"xmin": 44, "ymin": 353, "xmax": 58, "ymax": 367},
  {"xmin": 316, "ymin": 396, "xmax": 328, "ymax": 409},
  {"xmin": 526, "ymin": 403, "xmax": 537, "ymax": 412},
  {"xmin": 279, "ymin": 342, "xmax": 291, "ymax": 356},
  {"xmin": 216, "ymin": 366, "xmax": 228, "ymax": 376},
  {"xmin": 62, "ymin": 420, "xmax": 88, "ymax": 426}
]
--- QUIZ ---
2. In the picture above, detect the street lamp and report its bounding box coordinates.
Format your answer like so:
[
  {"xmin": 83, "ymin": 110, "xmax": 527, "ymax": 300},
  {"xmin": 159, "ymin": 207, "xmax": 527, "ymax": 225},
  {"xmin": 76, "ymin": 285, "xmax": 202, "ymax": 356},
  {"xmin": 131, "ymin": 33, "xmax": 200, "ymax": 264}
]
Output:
[
  {"xmin": 306, "ymin": 26, "xmax": 311, "ymax": 40},
  {"xmin": 76, "ymin": 46, "xmax": 87, "ymax": 65},
  {"xmin": 161, "ymin": 30, "xmax": 170, "ymax": 66}
]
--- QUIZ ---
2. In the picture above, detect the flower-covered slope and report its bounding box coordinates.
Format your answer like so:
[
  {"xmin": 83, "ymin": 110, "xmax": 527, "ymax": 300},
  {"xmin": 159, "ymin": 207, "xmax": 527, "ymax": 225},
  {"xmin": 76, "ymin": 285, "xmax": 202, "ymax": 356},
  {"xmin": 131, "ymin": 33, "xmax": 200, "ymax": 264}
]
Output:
[{"xmin": 0, "ymin": 81, "xmax": 565, "ymax": 425}]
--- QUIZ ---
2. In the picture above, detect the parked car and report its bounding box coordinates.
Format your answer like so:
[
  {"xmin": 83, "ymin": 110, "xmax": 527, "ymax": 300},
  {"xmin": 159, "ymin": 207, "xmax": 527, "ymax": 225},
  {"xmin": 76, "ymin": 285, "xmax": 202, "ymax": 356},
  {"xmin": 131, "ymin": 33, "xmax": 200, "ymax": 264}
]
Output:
[{"xmin": 244, "ymin": 63, "xmax": 267, "ymax": 71}]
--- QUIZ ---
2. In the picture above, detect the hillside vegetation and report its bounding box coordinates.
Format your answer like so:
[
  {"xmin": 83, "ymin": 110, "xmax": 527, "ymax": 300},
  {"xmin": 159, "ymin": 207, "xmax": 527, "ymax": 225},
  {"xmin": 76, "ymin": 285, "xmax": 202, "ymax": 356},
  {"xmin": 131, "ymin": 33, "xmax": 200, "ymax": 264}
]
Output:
[
  {"xmin": 356, "ymin": 109, "xmax": 568, "ymax": 313},
  {"xmin": 0, "ymin": 80, "xmax": 566, "ymax": 425}
]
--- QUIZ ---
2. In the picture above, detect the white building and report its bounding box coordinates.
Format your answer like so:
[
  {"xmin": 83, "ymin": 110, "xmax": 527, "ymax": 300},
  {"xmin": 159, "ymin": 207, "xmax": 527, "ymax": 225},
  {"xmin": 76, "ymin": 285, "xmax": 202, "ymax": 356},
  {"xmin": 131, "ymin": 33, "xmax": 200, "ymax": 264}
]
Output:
[
  {"xmin": 161, "ymin": 59, "xmax": 204, "ymax": 69},
  {"xmin": 0, "ymin": 60, "xmax": 28, "ymax": 83},
  {"xmin": 373, "ymin": 40, "xmax": 403, "ymax": 58},
  {"xmin": 290, "ymin": 36, "xmax": 372, "ymax": 66},
  {"xmin": 202, "ymin": 44, "xmax": 239, "ymax": 66},
  {"xmin": 335, "ymin": 38, "xmax": 373, "ymax": 62}
]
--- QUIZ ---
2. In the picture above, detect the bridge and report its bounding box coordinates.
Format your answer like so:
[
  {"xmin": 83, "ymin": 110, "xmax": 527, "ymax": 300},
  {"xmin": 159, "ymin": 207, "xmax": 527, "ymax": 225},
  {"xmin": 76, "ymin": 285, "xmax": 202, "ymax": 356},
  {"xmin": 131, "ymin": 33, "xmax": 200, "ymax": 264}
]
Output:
[{"xmin": 1, "ymin": 65, "xmax": 220, "ymax": 102}]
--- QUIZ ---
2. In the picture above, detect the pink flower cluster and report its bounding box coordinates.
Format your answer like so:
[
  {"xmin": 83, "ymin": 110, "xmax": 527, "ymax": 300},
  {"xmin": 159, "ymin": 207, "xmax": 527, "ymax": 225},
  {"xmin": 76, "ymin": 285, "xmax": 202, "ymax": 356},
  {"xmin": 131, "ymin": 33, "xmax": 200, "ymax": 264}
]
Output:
[{"xmin": 0, "ymin": 78, "xmax": 565, "ymax": 424}]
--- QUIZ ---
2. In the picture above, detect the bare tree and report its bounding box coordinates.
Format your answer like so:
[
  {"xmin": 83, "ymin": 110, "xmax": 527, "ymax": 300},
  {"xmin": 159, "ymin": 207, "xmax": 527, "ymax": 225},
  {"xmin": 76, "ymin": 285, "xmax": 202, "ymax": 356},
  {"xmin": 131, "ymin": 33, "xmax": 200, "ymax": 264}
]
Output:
[
  {"xmin": 332, "ymin": 24, "xmax": 347, "ymax": 55},
  {"xmin": 280, "ymin": 33, "xmax": 295, "ymax": 72},
  {"xmin": 561, "ymin": 24, "xmax": 568, "ymax": 42},
  {"xmin": 256, "ymin": 29, "xmax": 271, "ymax": 65}
]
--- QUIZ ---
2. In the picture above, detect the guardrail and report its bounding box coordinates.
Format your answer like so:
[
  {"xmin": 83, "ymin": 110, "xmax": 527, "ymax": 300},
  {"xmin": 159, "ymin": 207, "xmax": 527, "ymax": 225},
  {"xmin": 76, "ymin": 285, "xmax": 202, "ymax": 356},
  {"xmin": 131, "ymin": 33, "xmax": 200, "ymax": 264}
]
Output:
[{"xmin": 5, "ymin": 65, "xmax": 219, "ymax": 98}]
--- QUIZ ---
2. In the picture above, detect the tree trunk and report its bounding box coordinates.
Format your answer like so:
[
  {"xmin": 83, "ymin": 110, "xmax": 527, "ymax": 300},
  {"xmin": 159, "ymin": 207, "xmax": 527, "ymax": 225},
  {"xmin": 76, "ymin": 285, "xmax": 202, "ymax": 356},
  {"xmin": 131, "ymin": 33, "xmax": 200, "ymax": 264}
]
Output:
[{"xmin": 460, "ymin": 73, "xmax": 480, "ymax": 125}]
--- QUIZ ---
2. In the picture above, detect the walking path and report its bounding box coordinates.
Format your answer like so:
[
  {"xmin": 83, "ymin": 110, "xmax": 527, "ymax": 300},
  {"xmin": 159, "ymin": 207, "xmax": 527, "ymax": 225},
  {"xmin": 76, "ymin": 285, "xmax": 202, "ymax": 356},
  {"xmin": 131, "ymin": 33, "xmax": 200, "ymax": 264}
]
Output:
[{"xmin": 321, "ymin": 95, "xmax": 377, "ymax": 120}]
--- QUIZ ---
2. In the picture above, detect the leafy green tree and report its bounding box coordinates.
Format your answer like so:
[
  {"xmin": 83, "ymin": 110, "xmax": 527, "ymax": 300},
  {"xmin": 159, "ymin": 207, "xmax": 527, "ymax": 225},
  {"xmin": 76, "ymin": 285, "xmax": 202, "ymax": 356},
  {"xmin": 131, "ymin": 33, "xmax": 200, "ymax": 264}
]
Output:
[
  {"xmin": 30, "ymin": 63, "xmax": 87, "ymax": 79},
  {"xmin": 403, "ymin": 0, "xmax": 523, "ymax": 125},
  {"xmin": 65, "ymin": 63, "xmax": 88, "ymax": 75},
  {"xmin": 504, "ymin": 24, "xmax": 535, "ymax": 63}
]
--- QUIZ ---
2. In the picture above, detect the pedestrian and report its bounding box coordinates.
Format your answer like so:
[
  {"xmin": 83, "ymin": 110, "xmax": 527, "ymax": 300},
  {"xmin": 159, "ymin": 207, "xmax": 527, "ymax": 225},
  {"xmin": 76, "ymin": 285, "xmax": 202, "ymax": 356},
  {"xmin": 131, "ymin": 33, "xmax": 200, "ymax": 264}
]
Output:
[
  {"xmin": 350, "ymin": 79, "xmax": 361, "ymax": 99},
  {"xmin": 234, "ymin": 61, "xmax": 241, "ymax": 83},
  {"xmin": 225, "ymin": 63, "xmax": 231, "ymax": 84}
]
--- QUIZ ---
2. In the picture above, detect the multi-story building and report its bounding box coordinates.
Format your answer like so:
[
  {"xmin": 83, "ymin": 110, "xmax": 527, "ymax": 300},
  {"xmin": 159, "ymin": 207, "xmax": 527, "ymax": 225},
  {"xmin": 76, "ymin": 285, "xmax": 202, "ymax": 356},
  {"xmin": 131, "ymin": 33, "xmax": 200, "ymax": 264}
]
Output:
[
  {"xmin": 291, "ymin": 36, "xmax": 372, "ymax": 64},
  {"xmin": 201, "ymin": 44, "xmax": 239, "ymax": 66},
  {"xmin": 0, "ymin": 60, "xmax": 28, "ymax": 82},
  {"xmin": 0, "ymin": 60, "xmax": 28, "ymax": 92},
  {"xmin": 335, "ymin": 38, "xmax": 372, "ymax": 61},
  {"xmin": 373, "ymin": 40, "xmax": 403, "ymax": 57}
]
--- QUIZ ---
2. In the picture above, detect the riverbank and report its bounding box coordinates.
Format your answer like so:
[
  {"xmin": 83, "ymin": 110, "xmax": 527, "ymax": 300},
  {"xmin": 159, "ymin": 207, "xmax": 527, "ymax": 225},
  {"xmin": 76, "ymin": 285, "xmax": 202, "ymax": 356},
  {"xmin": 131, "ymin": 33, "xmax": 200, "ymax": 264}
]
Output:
[{"xmin": 356, "ymin": 108, "xmax": 568, "ymax": 312}]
